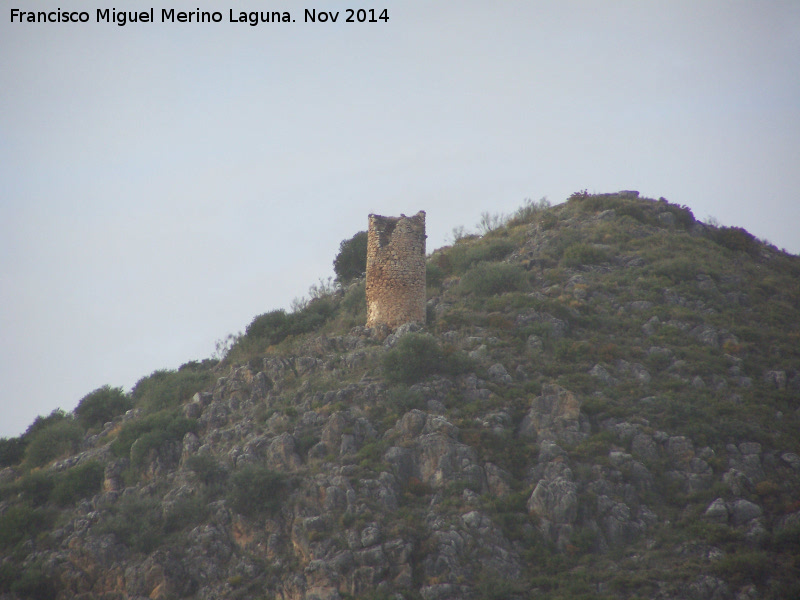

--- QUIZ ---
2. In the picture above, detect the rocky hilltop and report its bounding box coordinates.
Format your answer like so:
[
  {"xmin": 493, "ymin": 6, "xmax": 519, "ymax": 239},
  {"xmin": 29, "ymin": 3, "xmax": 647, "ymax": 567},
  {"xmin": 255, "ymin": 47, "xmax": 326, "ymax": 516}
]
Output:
[{"xmin": 1, "ymin": 192, "xmax": 799, "ymax": 600}]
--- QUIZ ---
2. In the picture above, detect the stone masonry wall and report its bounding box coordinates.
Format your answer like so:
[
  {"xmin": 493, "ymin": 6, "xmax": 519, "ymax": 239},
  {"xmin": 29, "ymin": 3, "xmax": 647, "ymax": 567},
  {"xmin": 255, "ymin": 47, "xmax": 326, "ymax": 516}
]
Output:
[{"xmin": 366, "ymin": 211, "xmax": 426, "ymax": 330}]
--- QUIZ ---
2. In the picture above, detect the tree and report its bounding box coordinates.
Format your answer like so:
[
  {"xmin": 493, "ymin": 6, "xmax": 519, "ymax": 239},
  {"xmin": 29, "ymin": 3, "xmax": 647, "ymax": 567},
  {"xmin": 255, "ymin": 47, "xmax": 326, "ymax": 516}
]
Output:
[
  {"xmin": 75, "ymin": 385, "xmax": 132, "ymax": 429},
  {"xmin": 333, "ymin": 230, "xmax": 368, "ymax": 284}
]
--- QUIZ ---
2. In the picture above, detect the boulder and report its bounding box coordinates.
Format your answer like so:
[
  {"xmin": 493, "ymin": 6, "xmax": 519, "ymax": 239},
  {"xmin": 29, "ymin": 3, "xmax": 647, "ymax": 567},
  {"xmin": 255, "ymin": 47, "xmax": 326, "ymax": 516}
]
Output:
[
  {"xmin": 527, "ymin": 476, "xmax": 577, "ymax": 524},
  {"xmin": 519, "ymin": 384, "xmax": 588, "ymax": 444},
  {"xmin": 589, "ymin": 364, "xmax": 616, "ymax": 385},
  {"xmin": 487, "ymin": 363, "xmax": 513, "ymax": 385},
  {"xmin": 267, "ymin": 433, "xmax": 303, "ymax": 471},
  {"xmin": 729, "ymin": 499, "xmax": 762, "ymax": 526},
  {"xmin": 703, "ymin": 498, "xmax": 729, "ymax": 522}
]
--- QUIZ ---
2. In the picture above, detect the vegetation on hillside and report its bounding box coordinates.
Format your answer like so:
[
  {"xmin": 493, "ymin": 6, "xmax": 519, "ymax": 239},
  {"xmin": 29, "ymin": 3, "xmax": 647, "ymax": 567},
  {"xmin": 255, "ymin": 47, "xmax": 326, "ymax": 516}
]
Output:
[{"xmin": 1, "ymin": 191, "xmax": 798, "ymax": 599}]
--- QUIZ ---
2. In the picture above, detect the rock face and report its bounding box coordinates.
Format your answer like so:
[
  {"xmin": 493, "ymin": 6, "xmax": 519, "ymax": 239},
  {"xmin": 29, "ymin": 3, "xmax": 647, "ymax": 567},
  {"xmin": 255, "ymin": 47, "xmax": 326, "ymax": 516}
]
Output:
[
  {"xmin": 384, "ymin": 410, "xmax": 486, "ymax": 492},
  {"xmin": 519, "ymin": 384, "xmax": 590, "ymax": 444},
  {"xmin": 365, "ymin": 211, "xmax": 427, "ymax": 330}
]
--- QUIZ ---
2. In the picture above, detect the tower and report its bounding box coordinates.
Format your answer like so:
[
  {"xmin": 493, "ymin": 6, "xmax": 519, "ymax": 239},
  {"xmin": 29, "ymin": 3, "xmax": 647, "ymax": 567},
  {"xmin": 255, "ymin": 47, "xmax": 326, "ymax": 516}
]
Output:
[{"xmin": 365, "ymin": 211, "xmax": 426, "ymax": 330}]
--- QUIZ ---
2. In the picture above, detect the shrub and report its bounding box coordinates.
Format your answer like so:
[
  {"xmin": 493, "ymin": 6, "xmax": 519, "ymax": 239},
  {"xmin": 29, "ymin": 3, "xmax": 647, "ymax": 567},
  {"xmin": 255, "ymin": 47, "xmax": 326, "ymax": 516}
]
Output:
[
  {"xmin": 568, "ymin": 191, "xmax": 619, "ymax": 212},
  {"xmin": 245, "ymin": 297, "xmax": 337, "ymax": 349},
  {"xmin": 711, "ymin": 549, "xmax": 771, "ymax": 585},
  {"xmin": 75, "ymin": 385, "xmax": 132, "ymax": 429},
  {"xmin": 356, "ymin": 440, "xmax": 389, "ymax": 470},
  {"xmin": 24, "ymin": 417, "xmax": 83, "ymax": 468},
  {"xmin": 661, "ymin": 202, "xmax": 695, "ymax": 228},
  {"xmin": 185, "ymin": 454, "xmax": 228, "ymax": 489},
  {"xmin": 449, "ymin": 238, "xmax": 516, "ymax": 274},
  {"xmin": 111, "ymin": 410, "xmax": 197, "ymax": 461},
  {"xmin": 289, "ymin": 296, "xmax": 336, "ymax": 335},
  {"xmin": 426, "ymin": 261, "xmax": 445, "ymax": 289},
  {"xmin": 474, "ymin": 568, "xmax": 526, "ymax": 600},
  {"xmin": 333, "ymin": 230, "xmax": 368, "ymax": 284},
  {"xmin": 561, "ymin": 243, "xmax": 609, "ymax": 268},
  {"xmin": 711, "ymin": 226, "xmax": 758, "ymax": 254},
  {"xmin": 163, "ymin": 494, "xmax": 209, "ymax": 533},
  {"xmin": 0, "ymin": 436, "xmax": 26, "ymax": 468},
  {"xmin": 341, "ymin": 280, "xmax": 367, "ymax": 316},
  {"xmin": 652, "ymin": 257, "xmax": 699, "ymax": 283},
  {"xmin": 0, "ymin": 563, "xmax": 14, "ymax": 594},
  {"xmin": 382, "ymin": 333, "xmax": 443, "ymax": 384},
  {"xmin": 246, "ymin": 309, "xmax": 291, "ymax": 344},
  {"xmin": 772, "ymin": 518, "xmax": 800, "ymax": 551},
  {"xmin": 24, "ymin": 408, "xmax": 70, "ymax": 438},
  {"xmin": 0, "ymin": 505, "xmax": 54, "ymax": 550},
  {"xmin": 8, "ymin": 562, "xmax": 57, "ymax": 600},
  {"xmin": 458, "ymin": 262, "xmax": 529, "ymax": 296},
  {"xmin": 50, "ymin": 461, "xmax": 104, "ymax": 506},
  {"xmin": 227, "ymin": 464, "xmax": 287, "ymax": 517},
  {"xmin": 539, "ymin": 211, "xmax": 559, "ymax": 230},
  {"xmin": 98, "ymin": 494, "xmax": 164, "ymax": 553},
  {"xmin": 17, "ymin": 470, "xmax": 56, "ymax": 506},
  {"xmin": 381, "ymin": 333, "xmax": 471, "ymax": 384},
  {"xmin": 131, "ymin": 367, "xmax": 214, "ymax": 413},
  {"xmin": 615, "ymin": 203, "xmax": 648, "ymax": 224},
  {"xmin": 507, "ymin": 196, "xmax": 551, "ymax": 227},
  {"xmin": 386, "ymin": 386, "xmax": 426, "ymax": 412},
  {"xmin": 476, "ymin": 212, "xmax": 508, "ymax": 234}
]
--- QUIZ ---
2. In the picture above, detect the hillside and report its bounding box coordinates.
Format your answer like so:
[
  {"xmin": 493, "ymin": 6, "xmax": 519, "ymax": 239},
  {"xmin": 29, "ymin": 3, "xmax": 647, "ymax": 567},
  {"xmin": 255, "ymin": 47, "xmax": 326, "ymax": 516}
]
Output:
[{"xmin": 1, "ymin": 191, "xmax": 799, "ymax": 600}]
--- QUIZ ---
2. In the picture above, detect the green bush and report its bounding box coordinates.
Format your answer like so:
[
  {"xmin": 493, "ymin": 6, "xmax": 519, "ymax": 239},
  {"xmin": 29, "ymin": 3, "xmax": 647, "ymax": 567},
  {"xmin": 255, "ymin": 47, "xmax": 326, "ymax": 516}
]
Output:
[
  {"xmin": 130, "ymin": 430, "xmax": 192, "ymax": 471},
  {"xmin": 16, "ymin": 470, "xmax": 56, "ymax": 506},
  {"xmin": 227, "ymin": 464, "xmax": 287, "ymax": 517},
  {"xmin": 333, "ymin": 230, "xmax": 368, "ymax": 284},
  {"xmin": 711, "ymin": 226, "xmax": 758, "ymax": 254},
  {"xmin": 97, "ymin": 490, "xmax": 208, "ymax": 552},
  {"xmin": 8, "ymin": 562, "xmax": 56, "ymax": 600},
  {"xmin": 289, "ymin": 296, "xmax": 336, "ymax": 335},
  {"xmin": 561, "ymin": 243, "xmax": 609, "ymax": 268},
  {"xmin": 0, "ymin": 504, "xmax": 54, "ymax": 550},
  {"xmin": 426, "ymin": 261, "xmax": 445, "ymax": 289},
  {"xmin": 652, "ymin": 257, "xmax": 699, "ymax": 283},
  {"xmin": 474, "ymin": 569, "xmax": 526, "ymax": 600},
  {"xmin": 568, "ymin": 191, "xmax": 622, "ymax": 213},
  {"xmin": 382, "ymin": 333, "xmax": 443, "ymax": 384},
  {"xmin": 131, "ymin": 366, "xmax": 214, "ymax": 413},
  {"xmin": 711, "ymin": 549, "xmax": 771, "ymax": 585},
  {"xmin": 341, "ymin": 280, "xmax": 367, "ymax": 316},
  {"xmin": 448, "ymin": 238, "xmax": 516, "ymax": 274},
  {"xmin": 381, "ymin": 333, "xmax": 472, "ymax": 384},
  {"xmin": 661, "ymin": 202, "xmax": 696, "ymax": 228},
  {"xmin": 98, "ymin": 494, "xmax": 164, "ymax": 553},
  {"xmin": 507, "ymin": 196, "xmax": 551, "ymax": 227},
  {"xmin": 245, "ymin": 309, "xmax": 291, "ymax": 344},
  {"xmin": 50, "ymin": 461, "xmax": 105, "ymax": 506},
  {"xmin": 0, "ymin": 563, "xmax": 14, "ymax": 595},
  {"xmin": 185, "ymin": 454, "xmax": 228, "ymax": 490},
  {"xmin": 111, "ymin": 410, "xmax": 196, "ymax": 462},
  {"xmin": 24, "ymin": 417, "xmax": 84, "ymax": 469},
  {"xmin": 615, "ymin": 203, "xmax": 649, "ymax": 224},
  {"xmin": 0, "ymin": 436, "xmax": 26, "ymax": 468},
  {"xmin": 75, "ymin": 385, "xmax": 132, "ymax": 429},
  {"xmin": 163, "ymin": 494, "xmax": 209, "ymax": 533},
  {"xmin": 24, "ymin": 408, "xmax": 70, "ymax": 438},
  {"xmin": 386, "ymin": 386, "xmax": 426, "ymax": 413},
  {"xmin": 245, "ymin": 297, "xmax": 337, "ymax": 348},
  {"xmin": 458, "ymin": 262, "xmax": 529, "ymax": 296}
]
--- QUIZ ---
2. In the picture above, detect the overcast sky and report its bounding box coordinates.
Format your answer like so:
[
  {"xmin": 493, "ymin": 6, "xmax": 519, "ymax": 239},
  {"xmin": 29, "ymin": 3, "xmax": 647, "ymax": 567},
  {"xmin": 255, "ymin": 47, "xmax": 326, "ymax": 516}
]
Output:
[{"xmin": 1, "ymin": 1, "xmax": 798, "ymax": 438}]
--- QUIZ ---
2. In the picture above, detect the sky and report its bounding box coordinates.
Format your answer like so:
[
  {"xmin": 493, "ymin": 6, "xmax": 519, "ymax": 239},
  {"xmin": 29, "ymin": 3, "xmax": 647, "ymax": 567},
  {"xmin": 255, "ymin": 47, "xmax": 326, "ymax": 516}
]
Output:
[{"xmin": 1, "ymin": 1, "xmax": 799, "ymax": 438}]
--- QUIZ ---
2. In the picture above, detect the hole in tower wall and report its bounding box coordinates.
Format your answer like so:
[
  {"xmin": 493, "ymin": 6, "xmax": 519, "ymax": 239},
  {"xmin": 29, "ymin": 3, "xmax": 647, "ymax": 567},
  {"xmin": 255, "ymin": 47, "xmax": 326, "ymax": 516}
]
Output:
[{"xmin": 377, "ymin": 219, "xmax": 397, "ymax": 248}]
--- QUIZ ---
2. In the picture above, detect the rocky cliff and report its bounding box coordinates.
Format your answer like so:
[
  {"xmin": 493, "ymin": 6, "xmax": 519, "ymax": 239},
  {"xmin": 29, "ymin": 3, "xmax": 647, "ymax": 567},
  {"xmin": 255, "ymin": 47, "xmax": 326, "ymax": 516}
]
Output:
[{"xmin": 1, "ymin": 192, "xmax": 799, "ymax": 600}]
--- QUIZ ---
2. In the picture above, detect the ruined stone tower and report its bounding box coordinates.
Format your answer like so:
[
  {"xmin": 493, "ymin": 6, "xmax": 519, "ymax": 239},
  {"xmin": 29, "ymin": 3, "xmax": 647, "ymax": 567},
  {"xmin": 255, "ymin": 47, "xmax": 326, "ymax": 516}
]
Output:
[{"xmin": 365, "ymin": 211, "xmax": 426, "ymax": 330}]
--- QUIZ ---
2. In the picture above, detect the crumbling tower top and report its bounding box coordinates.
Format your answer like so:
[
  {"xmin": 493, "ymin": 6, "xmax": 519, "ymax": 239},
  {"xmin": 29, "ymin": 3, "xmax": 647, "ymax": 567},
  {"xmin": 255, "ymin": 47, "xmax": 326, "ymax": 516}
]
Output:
[{"xmin": 365, "ymin": 211, "xmax": 426, "ymax": 330}]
